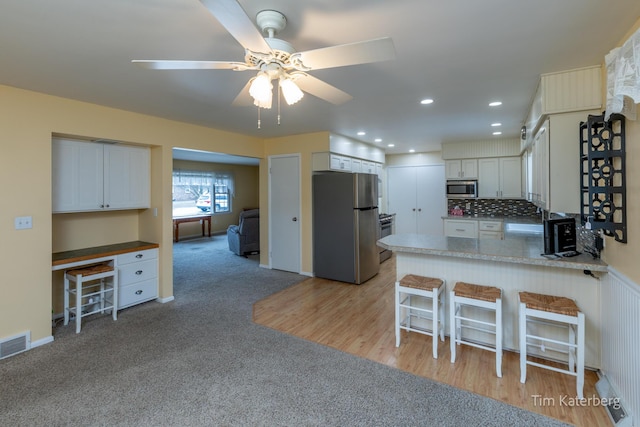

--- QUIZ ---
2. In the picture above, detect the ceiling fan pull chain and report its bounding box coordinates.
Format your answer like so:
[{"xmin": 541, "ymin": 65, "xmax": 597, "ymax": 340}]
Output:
[
  {"xmin": 257, "ymin": 106, "xmax": 261, "ymax": 129},
  {"xmin": 277, "ymin": 83, "xmax": 281, "ymax": 125}
]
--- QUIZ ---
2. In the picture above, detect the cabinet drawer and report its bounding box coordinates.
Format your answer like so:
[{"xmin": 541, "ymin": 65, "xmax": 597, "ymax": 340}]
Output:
[
  {"xmin": 479, "ymin": 230, "xmax": 503, "ymax": 240},
  {"xmin": 118, "ymin": 259, "xmax": 158, "ymax": 285},
  {"xmin": 117, "ymin": 248, "xmax": 158, "ymax": 265},
  {"xmin": 444, "ymin": 220, "xmax": 478, "ymax": 238},
  {"xmin": 479, "ymin": 220, "xmax": 502, "ymax": 232},
  {"xmin": 118, "ymin": 278, "xmax": 157, "ymax": 309}
]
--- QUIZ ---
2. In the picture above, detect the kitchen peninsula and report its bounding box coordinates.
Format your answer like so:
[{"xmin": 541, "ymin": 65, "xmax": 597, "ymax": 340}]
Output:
[{"xmin": 378, "ymin": 233, "xmax": 606, "ymax": 367}]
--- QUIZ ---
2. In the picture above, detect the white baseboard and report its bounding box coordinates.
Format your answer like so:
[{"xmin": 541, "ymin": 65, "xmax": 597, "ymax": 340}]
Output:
[
  {"xmin": 157, "ymin": 296, "xmax": 175, "ymax": 304},
  {"xmin": 31, "ymin": 335, "xmax": 54, "ymax": 348}
]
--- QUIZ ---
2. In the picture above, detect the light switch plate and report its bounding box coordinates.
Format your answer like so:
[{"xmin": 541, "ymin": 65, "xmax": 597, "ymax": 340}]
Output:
[{"xmin": 14, "ymin": 216, "xmax": 32, "ymax": 230}]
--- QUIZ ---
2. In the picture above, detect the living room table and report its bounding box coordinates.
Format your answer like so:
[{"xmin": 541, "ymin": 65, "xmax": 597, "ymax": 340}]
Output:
[{"xmin": 173, "ymin": 215, "xmax": 212, "ymax": 242}]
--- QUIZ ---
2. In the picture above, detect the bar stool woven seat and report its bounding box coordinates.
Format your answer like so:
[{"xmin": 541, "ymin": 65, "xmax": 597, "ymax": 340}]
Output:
[
  {"xmin": 395, "ymin": 275, "xmax": 445, "ymax": 359},
  {"xmin": 64, "ymin": 262, "xmax": 118, "ymax": 333},
  {"xmin": 519, "ymin": 291, "xmax": 585, "ymax": 399},
  {"xmin": 450, "ymin": 281, "xmax": 503, "ymax": 377}
]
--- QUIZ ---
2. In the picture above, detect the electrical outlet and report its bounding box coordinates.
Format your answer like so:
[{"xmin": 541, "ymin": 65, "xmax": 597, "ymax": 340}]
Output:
[{"xmin": 14, "ymin": 216, "xmax": 32, "ymax": 230}]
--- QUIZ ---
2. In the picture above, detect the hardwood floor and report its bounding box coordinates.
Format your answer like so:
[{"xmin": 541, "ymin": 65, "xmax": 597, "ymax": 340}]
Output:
[{"xmin": 253, "ymin": 255, "xmax": 610, "ymax": 427}]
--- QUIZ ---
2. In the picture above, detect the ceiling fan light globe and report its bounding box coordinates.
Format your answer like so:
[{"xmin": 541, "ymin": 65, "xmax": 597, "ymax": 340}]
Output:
[
  {"xmin": 280, "ymin": 78, "xmax": 304, "ymax": 105},
  {"xmin": 249, "ymin": 73, "xmax": 273, "ymax": 108}
]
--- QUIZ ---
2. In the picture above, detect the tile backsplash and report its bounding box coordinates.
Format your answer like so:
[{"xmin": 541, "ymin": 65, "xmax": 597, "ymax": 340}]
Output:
[{"xmin": 447, "ymin": 198, "xmax": 539, "ymax": 218}]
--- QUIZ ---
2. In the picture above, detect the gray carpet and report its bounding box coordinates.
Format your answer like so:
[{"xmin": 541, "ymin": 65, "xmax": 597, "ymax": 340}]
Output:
[{"xmin": 0, "ymin": 235, "xmax": 569, "ymax": 426}]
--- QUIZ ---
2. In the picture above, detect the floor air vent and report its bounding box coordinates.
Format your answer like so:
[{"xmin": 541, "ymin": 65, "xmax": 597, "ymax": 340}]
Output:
[
  {"xmin": 596, "ymin": 377, "xmax": 633, "ymax": 427},
  {"xmin": 0, "ymin": 331, "xmax": 31, "ymax": 359}
]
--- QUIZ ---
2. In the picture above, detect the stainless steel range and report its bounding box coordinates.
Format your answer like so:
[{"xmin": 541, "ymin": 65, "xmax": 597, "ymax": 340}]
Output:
[{"xmin": 378, "ymin": 213, "xmax": 395, "ymax": 263}]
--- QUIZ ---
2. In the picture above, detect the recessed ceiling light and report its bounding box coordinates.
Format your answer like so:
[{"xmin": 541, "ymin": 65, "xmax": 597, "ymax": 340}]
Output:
[
  {"xmin": 374, "ymin": 138, "xmax": 382, "ymax": 143},
  {"xmin": 409, "ymin": 149, "xmax": 416, "ymax": 153},
  {"xmin": 489, "ymin": 101, "xmax": 502, "ymax": 107},
  {"xmin": 357, "ymin": 131, "xmax": 366, "ymax": 136},
  {"xmin": 492, "ymin": 131, "xmax": 502, "ymax": 135},
  {"xmin": 420, "ymin": 98, "xmax": 434, "ymax": 105},
  {"xmin": 387, "ymin": 144, "xmax": 395, "ymax": 147},
  {"xmin": 491, "ymin": 123, "xmax": 502, "ymax": 127}
]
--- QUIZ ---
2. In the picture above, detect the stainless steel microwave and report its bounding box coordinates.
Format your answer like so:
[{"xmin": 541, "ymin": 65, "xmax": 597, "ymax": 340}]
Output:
[{"xmin": 446, "ymin": 180, "xmax": 477, "ymax": 198}]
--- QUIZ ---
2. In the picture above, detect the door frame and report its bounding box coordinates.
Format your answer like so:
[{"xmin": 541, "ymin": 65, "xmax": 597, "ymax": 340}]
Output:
[{"xmin": 268, "ymin": 153, "xmax": 302, "ymax": 273}]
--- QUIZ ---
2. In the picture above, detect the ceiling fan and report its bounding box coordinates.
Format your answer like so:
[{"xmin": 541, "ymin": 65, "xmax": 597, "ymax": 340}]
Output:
[{"xmin": 132, "ymin": 0, "xmax": 396, "ymax": 110}]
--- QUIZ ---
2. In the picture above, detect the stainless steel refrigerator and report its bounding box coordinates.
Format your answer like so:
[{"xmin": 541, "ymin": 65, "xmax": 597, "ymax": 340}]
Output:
[{"xmin": 312, "ymin": 172, "xmax": 380, "ymax": 284}]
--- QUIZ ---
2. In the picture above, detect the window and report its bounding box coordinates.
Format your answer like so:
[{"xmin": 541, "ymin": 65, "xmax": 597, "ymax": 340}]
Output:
[{"xmin": 172, "ymin": 170, "xmax": 233, "ymax": 216}]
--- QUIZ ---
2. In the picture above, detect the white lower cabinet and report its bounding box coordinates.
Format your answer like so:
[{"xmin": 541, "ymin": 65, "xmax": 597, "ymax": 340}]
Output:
[
  {"xmin": 116, "ymin": 248, "xmax": 158, "ymax": 309},
  {"xmin": 444, "ymin": 219, "xmax": 478, "ymax": 238},
  {"xmin": 478, "ymin": 220, "xmax": 503, "ymax": 240}
]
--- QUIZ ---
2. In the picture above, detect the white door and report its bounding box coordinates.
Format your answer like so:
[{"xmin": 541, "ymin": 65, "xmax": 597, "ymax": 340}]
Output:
[
  {"xmin": 387, "ymin": 166, "xmax": 417, "ymax": 234},
  {"xmin": 388, "ymin": 165, "xmax": 446, "ymax": 235},
  {"xmin": 416, "ymin": 165, "xmax": 446, "ymax": 235},
  {"xmin": 269, "ymin": 155, "xmax": 301, "ymax": 273}
]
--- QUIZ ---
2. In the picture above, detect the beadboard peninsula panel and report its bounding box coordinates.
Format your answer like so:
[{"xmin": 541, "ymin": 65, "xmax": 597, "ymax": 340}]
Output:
[{"xmin": 441, "ymin": 138, "xmax": 520, "ymax": 160}]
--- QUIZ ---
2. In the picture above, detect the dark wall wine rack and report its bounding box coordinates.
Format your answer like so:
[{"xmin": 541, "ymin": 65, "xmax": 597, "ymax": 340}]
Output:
[{"xmin": 579, "ymin": 113, "xmax": 627, "ymax": 243}]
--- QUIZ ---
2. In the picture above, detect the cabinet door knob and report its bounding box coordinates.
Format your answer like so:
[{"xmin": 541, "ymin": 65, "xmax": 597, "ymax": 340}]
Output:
[
  {"xmin": 135, "ymin": 290, "xmax": 143, "ymax": 295},
  {"xmin": 136, "ymin": 254, "xmax": 143, "ymax": 258},
  {"xmin": 135, "ymin": 270, "xmax": 143, "ymax": 275}
]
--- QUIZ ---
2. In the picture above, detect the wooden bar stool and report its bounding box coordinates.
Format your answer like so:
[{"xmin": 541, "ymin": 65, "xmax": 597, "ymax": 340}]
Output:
[
  {"xmin": 64, "ymin": 263, "xmax": 118, "ymax": 333},
  {"xmin": 450, "ymin": 282, "xmax": 503, "ymax": 377},
  {"xmin": 519, "ymin": 291, "xmax": 585, "ymax": 399},
  {"xmin": 395, "ymin": 274, "xmax": 445, "ymax": 359}
]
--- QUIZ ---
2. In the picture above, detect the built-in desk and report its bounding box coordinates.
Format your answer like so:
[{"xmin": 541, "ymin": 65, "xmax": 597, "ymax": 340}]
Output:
[{"xmin": 53, "ymin": 241, "xmax": 160, "ymax": 310}]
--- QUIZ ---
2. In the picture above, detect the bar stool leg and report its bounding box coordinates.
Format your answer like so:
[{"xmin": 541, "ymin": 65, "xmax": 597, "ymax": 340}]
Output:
[
  {"xmin": 432, "ymin": 287, "xmax": 438, "ymax": 359},
  {"xmin": 395, "ymin": 281, "xmax": 401, "ymax": 347},
  {"xmin": 519, "ymin": 302, "xmax": 527, "ymax": 384},
  {"xmin": 112, "ymin": 272, "xmax": 118, "ymax": 321},
  {"xmin": 439, "ymin": 289, "xmax": 445, "ymax": 342},
  {"xmin": 496, "ymin": 297, "xmax": 503, "ymax": 378},
  {"xmin": 449, "ymin": 291, "xmax": 456, "ymax": 363},
  {"xmin": 75, "ymin": 275, "xmax": 83, "ymax": 334},
  {"xmin": 63, "ymin": 274, "xmax": 70, "ymax": 326},
  {"xmin": 577, "ymin": 312, "xmax": 585, "ymax": 399}
]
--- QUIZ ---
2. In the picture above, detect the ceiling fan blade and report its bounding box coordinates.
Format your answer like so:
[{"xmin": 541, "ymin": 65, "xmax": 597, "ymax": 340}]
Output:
[
  {"xmin": 132, "ymin": 60, "xmax": 250, "ymax": 70},
  {"xmin": 199, "ymin": 0, "xmax": 271, "ymax": 54},
  {"xmin": 294, "ymin": 74, "xmax": 353, "ymax": 105},
  {"xmin": 292, "ymin": 37, "xmax": 396, "ymax": 71},
  {"xmin": 232, "ymin": 80, "xmax": 254, "ymax": 107}
]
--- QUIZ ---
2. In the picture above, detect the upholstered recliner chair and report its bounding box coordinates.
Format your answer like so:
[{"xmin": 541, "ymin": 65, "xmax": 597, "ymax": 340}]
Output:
[{"xmin": 227, "ymin": 209, "xmax": 260, "ymax": 256}]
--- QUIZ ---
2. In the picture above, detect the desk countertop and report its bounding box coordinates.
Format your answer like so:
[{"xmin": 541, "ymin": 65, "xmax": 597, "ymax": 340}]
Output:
[
  {"xmin": 52, "ymin": 241, "xmax": 159, "ymax": 267},
  {"xmin": 378, "ymin": 233, "xmax": 607, "ymax": 272}
]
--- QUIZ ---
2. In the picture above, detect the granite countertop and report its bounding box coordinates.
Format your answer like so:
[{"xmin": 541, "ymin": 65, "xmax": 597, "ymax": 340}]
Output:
[{"xmin": 378, "ymin": 233, "xmax": 607, "ymax": 272}]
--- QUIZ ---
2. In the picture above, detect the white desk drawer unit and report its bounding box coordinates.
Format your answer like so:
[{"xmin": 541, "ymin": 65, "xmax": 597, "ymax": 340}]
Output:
[{"xmin": 116, "ymin": 248, "xmax": 158, "ymax": 309}]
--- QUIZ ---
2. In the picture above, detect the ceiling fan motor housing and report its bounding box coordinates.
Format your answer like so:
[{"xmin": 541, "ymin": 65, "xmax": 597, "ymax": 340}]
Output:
[{"xmin": 256, "ymin": 10, "xmax": 287, "ymax": 38}]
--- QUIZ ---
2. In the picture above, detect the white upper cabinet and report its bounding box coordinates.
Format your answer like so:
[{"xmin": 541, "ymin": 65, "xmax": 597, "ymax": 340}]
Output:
[
  {"xmin": 52, "ymin": 139, "xmax": 104, "ymax": 212},
  {"xmin": 52, "ymin": 138, "xmax": 150, "ymax": 213},
  {"xmin": 445, "ymin": 159, "xmax": 477, "ymax": 179},
  {"xmin": 478, "ymin": 157, "xmax": 521, "ymax": 198},
  {"xmin": 312, "ymin": 152, "xmax": 382, "ymax": 175}
]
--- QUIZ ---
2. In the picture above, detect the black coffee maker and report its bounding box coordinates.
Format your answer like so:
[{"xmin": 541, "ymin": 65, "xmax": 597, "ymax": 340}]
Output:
[{"xmin": 543, "ymin": 217, "xmax": 577, "ymax": 255}]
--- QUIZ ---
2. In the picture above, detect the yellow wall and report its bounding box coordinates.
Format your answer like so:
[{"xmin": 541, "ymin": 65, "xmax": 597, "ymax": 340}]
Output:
[
  {"xmin": 262, "ymin": 132, "xmax": 330, "ymax": 273},
  {"xmin": 600, "ymin": 18, "xmax": 640, "ymax": 284},
  {"xmin": 0, "ymin": 84, "xmax": 263, "ymax": 343}
]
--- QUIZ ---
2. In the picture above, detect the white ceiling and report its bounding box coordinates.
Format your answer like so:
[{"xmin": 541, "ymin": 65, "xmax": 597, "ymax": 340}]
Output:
[{"xmin": 2, "ymin": 0, "xmax": 639, "ymax": 156}]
